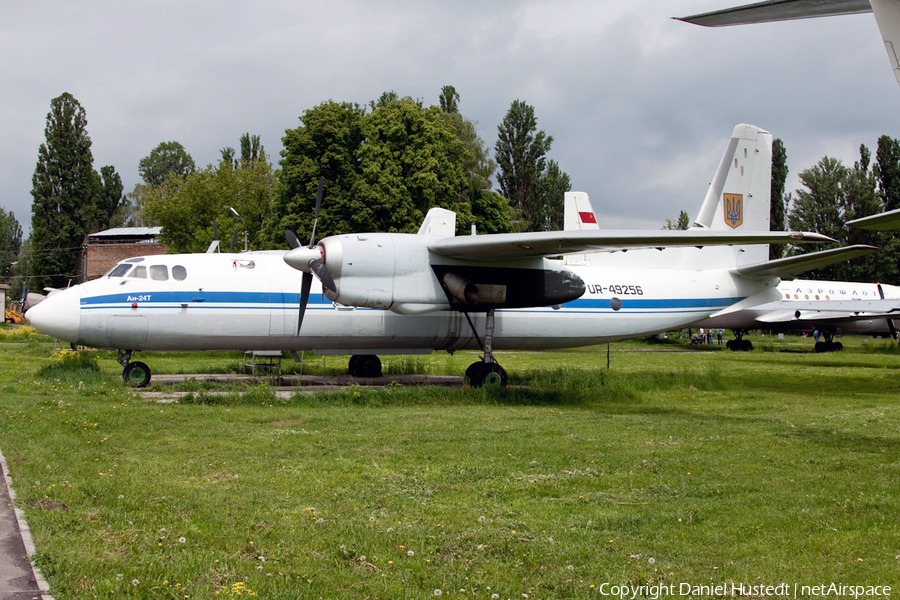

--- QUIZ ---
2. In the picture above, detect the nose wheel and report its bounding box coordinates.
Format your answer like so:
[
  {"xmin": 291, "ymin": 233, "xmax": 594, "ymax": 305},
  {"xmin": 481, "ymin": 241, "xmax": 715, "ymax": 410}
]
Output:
[{"xmin": 118, "ymin": 350, "xmax": 152, "ymax": 388}]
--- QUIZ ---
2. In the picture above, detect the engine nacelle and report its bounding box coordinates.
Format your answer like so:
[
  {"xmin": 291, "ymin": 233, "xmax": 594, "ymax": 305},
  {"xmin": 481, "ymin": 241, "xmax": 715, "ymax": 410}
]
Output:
[{"xmin": 309, "ymin": 232, "xmax": 586, "ymax": 314}]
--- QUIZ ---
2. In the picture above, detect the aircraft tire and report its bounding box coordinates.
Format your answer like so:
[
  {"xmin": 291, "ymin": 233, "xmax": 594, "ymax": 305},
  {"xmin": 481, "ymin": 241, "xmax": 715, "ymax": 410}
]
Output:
[
  {"xmin": 465, "ymin": 362, "xmax": 508, "ymax": 388},
  {"xmin": 355, "ymin": 355, "xmax": 382, "ymax": 378},
  {"xmin": 834, "ymin": 341, "xmax": 843, "ymax": 351},
  {"xmin": 741, "ymin": 340, "xmax": 753, "ymax": 351},
  {"xmin": 348, "ymin": 355, "xmax": 361, "ymax": 375},
  {"xmin": 123, "ymin": 361, "xmax": 151, "ymax": 388}
]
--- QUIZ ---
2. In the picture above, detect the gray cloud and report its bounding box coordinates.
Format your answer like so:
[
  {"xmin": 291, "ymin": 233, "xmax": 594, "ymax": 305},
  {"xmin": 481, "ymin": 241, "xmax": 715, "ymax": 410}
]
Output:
[{"xmin": 2, "ymin": 1, "xmax": 898, "ymax": 235}]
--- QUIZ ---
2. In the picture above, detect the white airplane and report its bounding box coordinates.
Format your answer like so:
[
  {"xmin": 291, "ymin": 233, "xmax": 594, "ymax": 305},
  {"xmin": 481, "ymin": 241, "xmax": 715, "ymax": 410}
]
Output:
[
  {"xmin": 677, "ymin": 0, "xmax": 900, "ymax": 87},
  {"xmin": 27, "ymin": 124, "xmax": 834, "ymax": 387}
]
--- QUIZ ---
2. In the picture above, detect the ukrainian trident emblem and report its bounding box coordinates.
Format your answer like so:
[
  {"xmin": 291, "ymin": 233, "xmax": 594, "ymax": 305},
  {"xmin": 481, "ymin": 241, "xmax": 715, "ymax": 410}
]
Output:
[{"xmin": 724, "ymin": 193, "xmax": 743, "ymax": 228}]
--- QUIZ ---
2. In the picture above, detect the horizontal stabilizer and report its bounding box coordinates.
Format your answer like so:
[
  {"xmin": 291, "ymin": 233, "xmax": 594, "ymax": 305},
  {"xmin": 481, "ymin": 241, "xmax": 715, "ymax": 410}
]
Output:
[
  {"xmin": 730, "ymin": 244, "xmax": 877, "ymax": 277},
  {"xmin": 847, "ymin": 207, "xmax": 900, "ymax": 230},
  {"xmin": 676, "ymin": 0, "xmax": 872, "ymax": 27},
  {"xmin": 429, "ymin": 229, "xmax": 832, "ymax": 261},
  {"xmin": 755, "ymin": 309, "xmax": 804, "ymax": 323},
  {"xmin": 707, "ymin": 286, "xmax": 783, "ymax": 318}
]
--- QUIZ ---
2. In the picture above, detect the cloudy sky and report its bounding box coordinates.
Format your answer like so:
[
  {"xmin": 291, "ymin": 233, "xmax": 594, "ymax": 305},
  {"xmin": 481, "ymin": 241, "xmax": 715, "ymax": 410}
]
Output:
[{"xmin": 3, "ymin": 0, "xmax": 899, "ymax": 236}]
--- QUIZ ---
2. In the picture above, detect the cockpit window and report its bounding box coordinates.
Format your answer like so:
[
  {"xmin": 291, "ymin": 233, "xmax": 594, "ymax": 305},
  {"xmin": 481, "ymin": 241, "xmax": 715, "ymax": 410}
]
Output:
[
  {"xmin": 150, "ymin": 265, "xmax": 169, "ymax": 281},
  {"xmin": 108, "ymin": 264, "xmax": 132, "ymax": 278},
  {"xmin": 172, "ymin": 265, "xmax": 187, "ymax": 281},
  {"xmin": 129, "ymin": 266, "xmax": 147, "ymax": 279}
]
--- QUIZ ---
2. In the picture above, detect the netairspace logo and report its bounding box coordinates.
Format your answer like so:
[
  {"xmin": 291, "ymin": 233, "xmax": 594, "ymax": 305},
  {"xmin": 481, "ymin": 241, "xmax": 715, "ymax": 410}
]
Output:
[{"xmin": 595, "ymin": 582, "xmax": 892, "ymax": 599}]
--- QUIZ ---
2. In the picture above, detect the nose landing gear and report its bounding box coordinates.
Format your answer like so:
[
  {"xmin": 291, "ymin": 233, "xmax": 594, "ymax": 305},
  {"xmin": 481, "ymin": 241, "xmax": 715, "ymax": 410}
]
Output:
[{"xmin": 118, "ymin": 350, "xmax": 151, "ymax": 388}]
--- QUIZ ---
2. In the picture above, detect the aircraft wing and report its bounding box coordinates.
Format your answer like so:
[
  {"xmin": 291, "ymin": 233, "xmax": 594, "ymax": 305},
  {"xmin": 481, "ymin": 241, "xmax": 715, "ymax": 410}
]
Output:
[
  {"xmin": 750, "ymin": 298, "xmax": 900, "ymax": 324},
  {"xmin": 730, "ymin": 244, "xmax": 878, "ymax": 277},
  {"xmin": 676, "ymin": 0, "xmax": 873, "ymax": 26},
  {"xmin": 427, "ymin": 229, "xmax": 832, "ymax": 261},
  {"xmin": 847, "ymin": 207, "xmax": 900, "ymax": 230}
]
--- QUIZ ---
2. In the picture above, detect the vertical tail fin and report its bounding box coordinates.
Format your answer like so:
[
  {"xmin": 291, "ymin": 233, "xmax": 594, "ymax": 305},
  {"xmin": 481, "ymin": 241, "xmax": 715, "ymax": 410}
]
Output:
[
  {"xmin": 563, "ymin": 192, "xmax": 600, "ymax": 231},
  {"xmin": 692, "ymin": 123, "xmax": 772, "ymax": 266}
]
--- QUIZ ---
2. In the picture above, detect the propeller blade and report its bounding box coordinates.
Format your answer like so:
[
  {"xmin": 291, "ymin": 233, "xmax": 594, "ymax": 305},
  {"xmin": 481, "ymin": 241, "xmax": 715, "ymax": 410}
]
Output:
[
  {"xmin": 285, "ymin": 229, "xmax": 301, "ymax": 249},
  {"xmin": 229, "ymin": 228, "xmax": 240, "ymax": 253},
  {"xmin": 308, "ymin": 176, "xmax": 324, "ymax": 247},
  {"xmin": 309, "ymin": 257, "xmax": 336, "ymax": 292},
  {"xmin": 297, "ymin": 272, "xmax": 313, "ymax": 335}
]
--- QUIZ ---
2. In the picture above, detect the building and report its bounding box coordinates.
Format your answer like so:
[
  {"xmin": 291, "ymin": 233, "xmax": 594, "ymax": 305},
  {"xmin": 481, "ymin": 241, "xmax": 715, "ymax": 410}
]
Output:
[{"xmin": 83, "ymin": 227, "xmax": 165, "ymax": 281}]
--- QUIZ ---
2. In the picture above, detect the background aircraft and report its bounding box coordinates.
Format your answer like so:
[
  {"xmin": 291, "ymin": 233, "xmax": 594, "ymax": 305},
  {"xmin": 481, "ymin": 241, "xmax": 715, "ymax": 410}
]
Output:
[
  {"xmin": 677, "ymin": 0, "xmax": 900, "ymax": 87},
  {"xmin": 27, "ymin": 124, "xmax": 831, "ymax": 387}
]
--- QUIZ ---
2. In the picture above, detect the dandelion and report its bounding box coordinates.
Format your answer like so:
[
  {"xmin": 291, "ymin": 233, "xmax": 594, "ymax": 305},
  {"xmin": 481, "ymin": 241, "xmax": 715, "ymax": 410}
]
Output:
[
  {"xmin": 434, "ymin": 590, "xmax": 442, "ymax": 597},
  {"xmin": 407, "ymin": 550, "xmax": 414, "ymax": 557},
  {"xmin": 648, "ymin": 558, "xmax": 656, "ymax": 565},
  {"xmin": 179, "ymin": 537, "xmax": 186, "ymax": 544},
  {"xmin": 492, "ymin": 595, "xmax": 500, "ymax": 600},
  {"xmin": 132, "ymin": 579, "xmax": 140, "ymax": 587},
  {"xmin": 479, "ymin": 516, "xmax": 486, "ymax": 523},
  {"xmin": 116, "ymin": 574, "xmax": 123, "ymax": 581},
  {"xmin": 567, "ymin": 565, "xmax": 574, "ymax": 571},
  {"xmin": 369, "ymin": 516, "xmax": 376, "ymax": 522}
]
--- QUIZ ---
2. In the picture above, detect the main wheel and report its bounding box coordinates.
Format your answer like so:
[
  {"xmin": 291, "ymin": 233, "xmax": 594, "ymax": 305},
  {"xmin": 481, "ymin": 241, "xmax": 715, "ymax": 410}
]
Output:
[
  {"xmin": 122, "ymin": 361, "xmax": 151, "ymax": 388},
  {"xmin": 355, "ymin": 355, "xmax": 382, "ymax": 378},
  {"xmin": 348, "ymin": 355, "xmax": 362, "ymax": 375},
  {"xmin": 465, "ymin": 361, "xmax": 507, "ymax": 387}
]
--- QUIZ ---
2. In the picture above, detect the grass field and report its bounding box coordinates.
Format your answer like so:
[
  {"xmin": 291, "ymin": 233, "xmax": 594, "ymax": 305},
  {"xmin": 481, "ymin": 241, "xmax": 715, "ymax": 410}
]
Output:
[{"xmin": 0, "ymin": 325, "xmax": 898, "ymax": 599}]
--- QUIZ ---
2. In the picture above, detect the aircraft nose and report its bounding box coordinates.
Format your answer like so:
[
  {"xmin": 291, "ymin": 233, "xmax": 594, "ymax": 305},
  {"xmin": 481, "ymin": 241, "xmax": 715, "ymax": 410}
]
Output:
[{"xmin": 25, "ymin": 289, "xmax": 81, "ymax": 343}]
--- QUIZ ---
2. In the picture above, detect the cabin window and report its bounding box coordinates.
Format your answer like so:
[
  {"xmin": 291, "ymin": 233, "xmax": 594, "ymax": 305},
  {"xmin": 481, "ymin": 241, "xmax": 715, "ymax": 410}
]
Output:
[
  {"xmin": 108, "ymin": 264, "xmax": 132, "ymax": 278},
  {"xmin": 129, "ymin": 266, "xmax": 147, "ymax": 279},
  {"xmin": 172, "ymin": 265, "xmax": 187, "ymax": 281},
  {"xmin": 125, "ymin": 257, "xmax": 145, "ymax": 263},
  {"xmin": 150, "ymin": 265, "xmax": 169, "ymax": 281}
]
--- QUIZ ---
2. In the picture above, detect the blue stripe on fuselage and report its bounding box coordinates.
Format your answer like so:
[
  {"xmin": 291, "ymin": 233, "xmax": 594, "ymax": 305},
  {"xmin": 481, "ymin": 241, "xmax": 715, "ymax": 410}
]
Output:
[{"xmin": 79, "ymin": 291, "xmax": 744, "ymax": 312}]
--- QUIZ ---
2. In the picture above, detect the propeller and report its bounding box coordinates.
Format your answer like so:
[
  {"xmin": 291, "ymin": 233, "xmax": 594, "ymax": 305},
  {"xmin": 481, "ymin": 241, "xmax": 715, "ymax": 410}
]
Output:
[
  {"xmin": 284, "ymin": 177, "xmax": 335, "ymax": 334},
  {"xmin": 228, "ymin": 227, "xmax": 240, "ymax": 253}
]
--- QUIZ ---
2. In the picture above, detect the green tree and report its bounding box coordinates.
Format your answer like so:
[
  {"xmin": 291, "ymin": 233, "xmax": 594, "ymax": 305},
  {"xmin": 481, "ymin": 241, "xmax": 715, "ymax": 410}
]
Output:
[
  {"xmin": 439, "ymin": 85, "xmax": 460, "ymax": 114},
  {"xmin": 495, "ymin": 100, "xmax": 566, "ymax": 231},
  {"xmin": 875, "ymin": 135, "xmax": 900, "ymax": 212},
  {"xmin": 266, "ymin": 94, "xmax": 484, "ymax": 245},
  {"xmin": 353, "ymin": 96, "xmax": 470, "ymax": 233},
  {"xmin": 786, "ymin": 148, "xmax": 899, "ymax": 283},
  {"xmin": 770, "ymin": 138, "xmax": 788, "ymax": 259},
  {"xmin": 96, "ymin": 165, "xmax": 125, "ymax": 230},
  {"xmin": 842, "ymin": 144, "xmax": 898, "ymax": 283},
  {"xmin": 0, "ymin": 208, "xmax": 23, "ymax": 280},
  {"xmin": 138, "ymin": 141, "xmax": 196, "ymax": 187},
  {"xmin": 263, "ymin": 100, "xmax": 367, "ymax": 246},
  {"xmin": 439, "ymin": 86, "xmax": 511, "ymax": 234},
  {"xmin": 663, "ymin": 210, "xmax": 691, "ymax": 230},
  {"xmin": 240, "ymin": 133, "xmax": 262, "ymax": 163},
  {"xmin": 533, "ymin": 160, "xmax": 571, "ymax": 231},
  {"xmin": 145, "ymin": 149, "xmax": 275, "ymax": 253},
  {"xmin": 30, "ymin": 92, "xmax": 100, "ymax": 288}
]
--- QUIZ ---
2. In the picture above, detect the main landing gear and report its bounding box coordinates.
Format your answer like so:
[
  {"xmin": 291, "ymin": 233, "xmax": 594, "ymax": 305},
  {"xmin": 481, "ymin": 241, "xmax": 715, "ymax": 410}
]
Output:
[
  {"xmin": 348, "ymin": 354, "xmax": 383, "ymax": 378},
  {"xmin": 725, "ymin": 330, "xmax": 753, "ymax": 352},
  {"xmin": 814, "ymin": 332, "xmax": 843, "ymax": 353},
  {"xmin": 118, "ymin": 350, "xmax": 151, "ymax": 388},
  {"xmin": 463, "ymin": 309, "xmax": 508, "ymax": 388}
]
